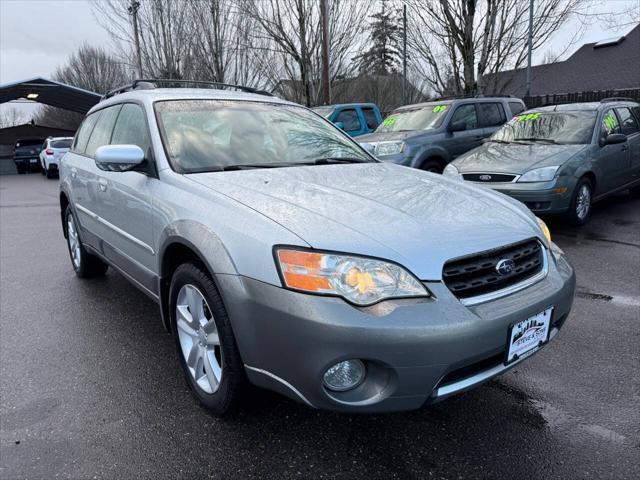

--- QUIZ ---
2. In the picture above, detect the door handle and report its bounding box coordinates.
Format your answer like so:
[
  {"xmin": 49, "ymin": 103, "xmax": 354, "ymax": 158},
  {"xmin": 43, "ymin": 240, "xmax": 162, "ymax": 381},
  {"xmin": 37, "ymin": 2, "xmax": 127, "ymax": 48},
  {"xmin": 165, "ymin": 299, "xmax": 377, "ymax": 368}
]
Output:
[
  {"xmin": 71, "ymin": 167, "xmax": 77, "ymax": 179},
  {"xmin": 621, "ymin": 145, "xmax": 629, "ymax": 151},
  {"xmin": 98, "ymin": 179, "xmax": 108, "ymax": 192}
]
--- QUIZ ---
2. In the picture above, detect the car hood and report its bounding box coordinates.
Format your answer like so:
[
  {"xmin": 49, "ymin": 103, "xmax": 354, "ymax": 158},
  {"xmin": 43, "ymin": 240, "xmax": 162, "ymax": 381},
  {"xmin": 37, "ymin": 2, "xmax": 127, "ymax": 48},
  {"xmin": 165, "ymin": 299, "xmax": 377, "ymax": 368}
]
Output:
[
  {"xmin": 453, "ymin": 143, "xmax": 587, "ymax": 174},
  {"xmin": 188, "ymin": 163, "xmax": 542, "ymax": 280}
]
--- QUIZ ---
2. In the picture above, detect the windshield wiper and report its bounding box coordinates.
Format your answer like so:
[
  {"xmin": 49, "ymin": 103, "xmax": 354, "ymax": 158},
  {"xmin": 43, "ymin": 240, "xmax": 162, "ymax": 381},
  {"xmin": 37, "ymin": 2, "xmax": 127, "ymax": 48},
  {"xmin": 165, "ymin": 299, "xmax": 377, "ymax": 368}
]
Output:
[
  {"xmin": 312, "ymin": 157, "xmax": 371, "ymax": 165},
  {"xmin": 185, "ymin": 158, "xmax": 371, "ymax": 174},
  {"xmin": 514, "ymin": 138, "xmax": 560, "ymax": 144}
]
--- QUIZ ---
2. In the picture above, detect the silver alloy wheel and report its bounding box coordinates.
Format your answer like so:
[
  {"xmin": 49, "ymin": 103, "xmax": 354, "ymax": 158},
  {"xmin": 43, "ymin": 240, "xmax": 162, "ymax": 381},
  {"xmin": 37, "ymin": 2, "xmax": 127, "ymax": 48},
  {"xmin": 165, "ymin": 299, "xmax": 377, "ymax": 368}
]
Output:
[
  {"xmin": 176, "ymin": 284, "xmax": 223, "ymax": 394},
  {"xmin": 67, "ymin": 215, "xmax": 81, "ymax": 269},
  {"xmin": 576, "ymin": 184, "xmax": 591, "ymax": 220}
]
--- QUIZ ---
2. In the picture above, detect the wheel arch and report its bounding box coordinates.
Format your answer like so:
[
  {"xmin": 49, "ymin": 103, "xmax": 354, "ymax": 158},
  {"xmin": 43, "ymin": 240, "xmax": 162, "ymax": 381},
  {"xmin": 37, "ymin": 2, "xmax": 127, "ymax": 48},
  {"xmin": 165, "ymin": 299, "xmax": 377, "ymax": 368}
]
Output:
[
  {"xmin": 157, "ymin": 223, "xmax": 238, "ymax": 332},
  {"xmin": 413, "ymin": 146, "xmax": 451, "ymax": 170}
]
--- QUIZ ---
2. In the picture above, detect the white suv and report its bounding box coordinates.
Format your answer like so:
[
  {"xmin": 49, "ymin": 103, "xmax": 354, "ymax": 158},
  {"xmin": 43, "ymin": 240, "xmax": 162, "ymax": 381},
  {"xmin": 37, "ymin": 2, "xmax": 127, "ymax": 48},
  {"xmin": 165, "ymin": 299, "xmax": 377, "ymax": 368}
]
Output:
[{"xmin": 40, "ymin": 137, "xmax": 73, "ymax": 178}]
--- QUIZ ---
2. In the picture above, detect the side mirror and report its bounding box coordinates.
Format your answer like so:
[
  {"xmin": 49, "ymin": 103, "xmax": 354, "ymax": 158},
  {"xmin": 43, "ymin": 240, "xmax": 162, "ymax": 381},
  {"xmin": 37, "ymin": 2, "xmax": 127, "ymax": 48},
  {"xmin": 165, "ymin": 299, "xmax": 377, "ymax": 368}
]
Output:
[
  {"xmin": 449, "ymin": 121, "xmax": 466, "ymax": 133},
  {"xmin": 334, "ymin": 121, "xmax": 345, "ymax": 130},
  {"xmin": 95, "ymin": 145, "xmax": 145, "ymax": 172},
  {"xmin": 601, "ymin": 133, "xmax": 627, "ymax": 146}
]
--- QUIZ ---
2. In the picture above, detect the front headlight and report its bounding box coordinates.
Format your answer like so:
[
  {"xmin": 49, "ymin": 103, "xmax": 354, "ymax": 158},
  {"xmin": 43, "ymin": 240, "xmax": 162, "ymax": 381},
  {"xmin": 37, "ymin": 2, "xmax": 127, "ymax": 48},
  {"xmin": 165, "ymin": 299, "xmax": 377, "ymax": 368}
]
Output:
[
  {"xmin": 518, "ymin": 166, "xmax": 559, "ymax": 183},
  {"xmin": 443, "ymin": 163, "xmax": 460, "ymax": 179},
  {"xmin": 374, "ymin": 141, "xmax": 404, "ymax": 156},
  {"xmin": 536, "ymin": 217, "xmax": 551, "ymax": 244},
  {"xmin": 275, "ymin": 248, "xmax": 429, "ymax": 306}
]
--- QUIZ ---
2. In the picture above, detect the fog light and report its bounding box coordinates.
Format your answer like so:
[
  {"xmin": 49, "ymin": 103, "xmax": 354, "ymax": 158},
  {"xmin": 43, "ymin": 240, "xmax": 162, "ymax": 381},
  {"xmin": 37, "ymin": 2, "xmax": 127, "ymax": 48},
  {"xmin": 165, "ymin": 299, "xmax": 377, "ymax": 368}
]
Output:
[{"xmin": 323, "ymin": 359, "xmax": 365, "ymax": 392}]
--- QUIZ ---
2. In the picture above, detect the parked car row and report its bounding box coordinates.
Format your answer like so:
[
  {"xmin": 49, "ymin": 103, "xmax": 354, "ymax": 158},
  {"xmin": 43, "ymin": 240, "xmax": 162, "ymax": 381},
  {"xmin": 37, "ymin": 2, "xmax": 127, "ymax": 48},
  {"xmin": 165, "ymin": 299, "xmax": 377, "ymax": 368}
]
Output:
[
  {"xmin": 12, "ymin": 136, "xmax": 72, "ymax": 178},
  {"xmin": 319, "ymin": 97, "xmax": 640, "ymax": 226}
]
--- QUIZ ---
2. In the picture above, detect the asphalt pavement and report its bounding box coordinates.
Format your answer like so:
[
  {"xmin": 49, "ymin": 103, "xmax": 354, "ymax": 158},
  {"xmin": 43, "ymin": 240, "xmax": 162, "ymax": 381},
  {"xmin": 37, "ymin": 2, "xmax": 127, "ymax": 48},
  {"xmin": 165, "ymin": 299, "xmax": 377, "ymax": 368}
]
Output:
[{"xmin": 1, "ymin": 174, "xmax": 639, "ymax": 479}]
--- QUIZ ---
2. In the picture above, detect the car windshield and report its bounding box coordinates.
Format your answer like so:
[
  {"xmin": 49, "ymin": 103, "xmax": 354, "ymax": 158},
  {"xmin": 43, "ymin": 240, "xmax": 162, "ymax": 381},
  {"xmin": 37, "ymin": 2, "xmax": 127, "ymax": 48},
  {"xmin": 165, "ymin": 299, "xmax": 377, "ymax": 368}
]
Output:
[
  {"xmin": 491, "ymin": 111, "xmax": 596, "ymax": 145},
  {"xmin": 155, "ymin": 100, "xmax": 373, "ymax": 172},
  {"xmin": 51, "ymin": 139, "xmax": 72, "ymax": 149},
  {"xmin": 375, "ymin": 104, "xmax": 449, "ymax": 132},
  {"xmin": 312, "ymin": 106, "xmax": 335, "ymax": 119}
]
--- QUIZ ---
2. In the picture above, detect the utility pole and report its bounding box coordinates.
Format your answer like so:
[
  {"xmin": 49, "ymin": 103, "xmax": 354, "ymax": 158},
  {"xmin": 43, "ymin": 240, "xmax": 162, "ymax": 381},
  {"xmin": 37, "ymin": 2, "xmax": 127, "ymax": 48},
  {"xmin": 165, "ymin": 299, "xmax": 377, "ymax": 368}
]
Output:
[
  {"xmin": 128, "ymin": 0, "xmax": 143, "ymax": 78},
  {"xmin": 320, "ymin": 0, "xmax": 331, "ymax": 105},
  {"xmin": 402, "ymin": 4, "xmax": 407, "ymax": 105},
  {"xmin": 525, "ymin": 0, "xmax": 534, "ymax": 97}
]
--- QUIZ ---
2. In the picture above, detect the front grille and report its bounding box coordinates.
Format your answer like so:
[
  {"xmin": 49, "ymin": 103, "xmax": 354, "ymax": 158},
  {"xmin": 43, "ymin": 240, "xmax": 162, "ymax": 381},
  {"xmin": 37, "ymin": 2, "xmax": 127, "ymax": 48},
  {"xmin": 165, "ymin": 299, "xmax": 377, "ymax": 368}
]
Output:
[
  {"xmin": 462, "ymin": 173, "xmax": 516, "ymax": 182},
  {"xmin": 443, "ymin": 239, "xmax": 544, "ymax": 300}
]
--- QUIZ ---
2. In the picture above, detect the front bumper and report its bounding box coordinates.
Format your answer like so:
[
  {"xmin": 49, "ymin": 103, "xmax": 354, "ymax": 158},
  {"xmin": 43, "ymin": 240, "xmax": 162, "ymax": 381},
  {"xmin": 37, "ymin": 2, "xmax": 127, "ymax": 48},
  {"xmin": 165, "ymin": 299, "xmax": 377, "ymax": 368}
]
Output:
[
  {"xmin": 218, "ymin": 248, "xmax": 575, "ymax": 412},
  {"xmin": 474, "ymin": 179, "xmax": 573, "ymax": 214}
]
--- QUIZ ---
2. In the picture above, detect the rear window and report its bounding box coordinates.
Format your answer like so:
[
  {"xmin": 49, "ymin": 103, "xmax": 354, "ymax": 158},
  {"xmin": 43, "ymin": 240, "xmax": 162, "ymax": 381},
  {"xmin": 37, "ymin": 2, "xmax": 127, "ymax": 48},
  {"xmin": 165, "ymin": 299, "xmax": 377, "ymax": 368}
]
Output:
[
  {"xmin": 509, "ymin": 102, "xmax": 525, "ymax": 115},
  {"xmin": 477, "ymin": 102, "xmax": 506, "ymax": 127},
  {"xmin": 362, "ymin": 108, "xmax": 380, "ymax": 129},
  {"xmin": 51, "ymin": 139, "xmax": 72, "ymax": 149},
  {"xmin": 15, "ymin": 139, "xmax": 42, "ymax": 148},
  {"xmin": 73, "ymin": 112, "xmax": 101, "ymax": 154}
]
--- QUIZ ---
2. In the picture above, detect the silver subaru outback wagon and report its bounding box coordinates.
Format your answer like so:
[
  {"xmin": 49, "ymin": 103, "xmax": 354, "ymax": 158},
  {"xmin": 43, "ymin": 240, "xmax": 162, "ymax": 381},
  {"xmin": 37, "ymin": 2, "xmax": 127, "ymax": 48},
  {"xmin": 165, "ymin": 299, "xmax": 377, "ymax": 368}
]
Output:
[{"xmin": 59, "ymin": 81, "xmax": 575, "ymax": 414}]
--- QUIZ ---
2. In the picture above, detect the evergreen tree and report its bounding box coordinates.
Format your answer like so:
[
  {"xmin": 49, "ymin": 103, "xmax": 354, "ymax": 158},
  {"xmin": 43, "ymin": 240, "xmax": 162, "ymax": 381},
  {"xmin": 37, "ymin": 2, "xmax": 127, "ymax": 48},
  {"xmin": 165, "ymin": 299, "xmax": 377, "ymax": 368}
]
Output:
[{"xmin": 354, "ymin": 0, "xmax": 402, "ymax": 75}]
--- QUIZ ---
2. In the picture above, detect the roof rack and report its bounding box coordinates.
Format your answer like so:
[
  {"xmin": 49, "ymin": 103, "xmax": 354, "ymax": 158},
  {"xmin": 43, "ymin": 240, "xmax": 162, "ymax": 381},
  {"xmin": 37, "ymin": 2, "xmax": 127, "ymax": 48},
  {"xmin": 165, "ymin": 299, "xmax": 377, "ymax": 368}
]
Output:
[
  {"xmin": 432, "ymin": 93, "xmax": 513, "ymax": 101},
  {"xmin": 600, "ymin": 97, "xmax": 635, "ymax": 103},
  {"xmin": 102, "ymin": 79, "xmax": 273, "ymax": 100}
]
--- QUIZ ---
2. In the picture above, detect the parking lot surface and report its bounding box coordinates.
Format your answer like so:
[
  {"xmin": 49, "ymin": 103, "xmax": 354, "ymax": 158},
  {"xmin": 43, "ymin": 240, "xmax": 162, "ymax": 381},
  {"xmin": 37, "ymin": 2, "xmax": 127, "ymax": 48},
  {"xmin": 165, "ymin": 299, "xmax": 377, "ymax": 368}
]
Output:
[{"xmin": 1, "ymin": 174, "xmax": 639, "ymax": 479}]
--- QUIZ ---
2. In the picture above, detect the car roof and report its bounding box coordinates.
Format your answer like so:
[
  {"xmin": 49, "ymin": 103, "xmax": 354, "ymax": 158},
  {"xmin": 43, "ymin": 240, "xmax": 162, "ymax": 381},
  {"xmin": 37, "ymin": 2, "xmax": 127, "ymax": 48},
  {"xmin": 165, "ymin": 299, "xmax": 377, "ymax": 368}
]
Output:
[
  {"xmin": 528, "ymin": 101, "xmax": 639, "ymax": 113},
  {"xmin": 91, "ymin": 88, "xmax": 296, "ymax": 114},
  {"xmin": 313, "ymin": 103, "xmax": 378, "ymax": 109},
  {"xmin": 395, "ymin": 97, "xmax": 519, "ymax": 111}
]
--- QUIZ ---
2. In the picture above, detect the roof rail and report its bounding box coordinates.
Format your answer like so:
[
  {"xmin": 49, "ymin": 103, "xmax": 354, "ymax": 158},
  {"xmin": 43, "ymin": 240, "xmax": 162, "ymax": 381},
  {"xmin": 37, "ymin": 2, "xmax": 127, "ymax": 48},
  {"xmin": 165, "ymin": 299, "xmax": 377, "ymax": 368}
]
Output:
[
  {"xmin": 102, "ymin": 79, "xmax": 273, "ymax": 100},
  {"xmin": 600, "ymin": 97, "xmax": 636, "ymax": 103}
]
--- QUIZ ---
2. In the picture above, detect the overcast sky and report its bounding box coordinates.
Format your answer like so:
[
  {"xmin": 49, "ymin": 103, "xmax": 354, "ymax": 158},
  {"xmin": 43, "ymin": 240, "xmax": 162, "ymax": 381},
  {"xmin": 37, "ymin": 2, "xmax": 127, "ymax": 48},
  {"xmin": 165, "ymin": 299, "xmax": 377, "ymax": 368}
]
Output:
[{"xmin": 1, "ymin": 0, "xmax": 638, "ymax": 117}]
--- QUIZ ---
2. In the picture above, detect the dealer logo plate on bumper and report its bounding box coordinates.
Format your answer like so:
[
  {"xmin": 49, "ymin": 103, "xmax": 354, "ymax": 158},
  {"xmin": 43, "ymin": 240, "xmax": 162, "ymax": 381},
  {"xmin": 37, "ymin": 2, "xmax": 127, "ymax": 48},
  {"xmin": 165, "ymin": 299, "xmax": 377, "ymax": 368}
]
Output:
[{"xmin": 506, "ymin": 307, "xmax": 552, "ymax": 364}]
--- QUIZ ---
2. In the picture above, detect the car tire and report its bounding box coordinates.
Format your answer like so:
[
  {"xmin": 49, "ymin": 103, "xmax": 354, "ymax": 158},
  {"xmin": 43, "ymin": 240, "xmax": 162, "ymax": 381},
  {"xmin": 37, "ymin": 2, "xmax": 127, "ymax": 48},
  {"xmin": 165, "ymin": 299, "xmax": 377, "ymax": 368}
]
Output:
[
  {"xmin": 64, "ymin": 206, "xmax": 109, "ymax": 278},
  {"xmin": 420, "ymin": 160, "xmax": 443, "ymax": 174},
  {"xmin": 169, "ymin": 263, "xmax": 246, "ymax": 415},
  {"xmin": 17, "ymin": 167, "xmax": 25, "ymax": 174},
  {"xmin": 630, "ymin": 184, "xmax": 640, "ymax": 199},
  {"xmin": 566, "ymin": 178, "xmax": 593, "ymax": 226},
  {"xmin": 46, "ymin": 170, "xmax": 54, "ymax": 179},
  {"xmin": 41, "ymin": 164, "xmax": 46, "ymax": 176}
]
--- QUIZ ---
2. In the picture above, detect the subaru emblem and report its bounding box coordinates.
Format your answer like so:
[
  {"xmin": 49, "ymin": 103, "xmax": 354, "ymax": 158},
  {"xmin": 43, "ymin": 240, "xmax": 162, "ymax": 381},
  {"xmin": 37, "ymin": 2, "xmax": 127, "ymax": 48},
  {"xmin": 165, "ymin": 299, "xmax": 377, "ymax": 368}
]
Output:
[
  {"xmin": 479, "ymin": 174, "xmax": 492, "ymax": 181},
  {"xmin": 495, "ymin": 259, "xmax": 515, "ymax": 276}
]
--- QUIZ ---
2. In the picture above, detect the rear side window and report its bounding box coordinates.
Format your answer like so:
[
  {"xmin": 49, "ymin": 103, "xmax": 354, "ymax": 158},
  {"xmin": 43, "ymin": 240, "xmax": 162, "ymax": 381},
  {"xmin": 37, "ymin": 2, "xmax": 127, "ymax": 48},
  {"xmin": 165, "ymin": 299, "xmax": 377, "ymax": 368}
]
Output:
[
  {"xmin": 451, "ymin": 104, "xmax": 478, "ymax": 129},
  {"xmin": 334, "ymin": 109, "xmax": 361, "ymax": 131},
  {"xmin": 509, "ymin": 102, "xmax": 525, "ymax": 116},
  {"xmin": 73, "ymin": 112, "xmax": 101, "ymax": 154},
  {"xmin": 85, "ymin": 105, "xmax": 122, "ymax": 158},
  {"xmin": 477, "ymin": 102, "xmax": 506, "ymax": 127},
  {"xmin": 111, "ymin": 104, "xmax": 151, "ymax": 156},
  {"xmin": 362, "ymin": 108, "xmax": 380, "ymax": 129},
  {"xmin": 615, "ymin": 107, "xmax": 639, "ymax": 135}
]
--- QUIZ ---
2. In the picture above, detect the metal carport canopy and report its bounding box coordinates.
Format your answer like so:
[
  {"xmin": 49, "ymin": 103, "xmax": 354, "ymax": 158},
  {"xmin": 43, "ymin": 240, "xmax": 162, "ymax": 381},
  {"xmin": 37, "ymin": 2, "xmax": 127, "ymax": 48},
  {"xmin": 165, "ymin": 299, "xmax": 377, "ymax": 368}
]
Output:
[{"xmin": 0, "ymin": 77, "xmax": 101, "ymax": 114}]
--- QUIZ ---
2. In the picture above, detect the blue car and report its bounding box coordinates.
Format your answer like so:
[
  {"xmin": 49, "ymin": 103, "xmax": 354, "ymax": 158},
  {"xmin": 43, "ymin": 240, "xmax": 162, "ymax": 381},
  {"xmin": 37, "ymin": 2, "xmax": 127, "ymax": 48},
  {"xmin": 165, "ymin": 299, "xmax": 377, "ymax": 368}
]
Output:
[{"xmin": 313, "ymin": 103, "xmax": 383, "ymax": 137}]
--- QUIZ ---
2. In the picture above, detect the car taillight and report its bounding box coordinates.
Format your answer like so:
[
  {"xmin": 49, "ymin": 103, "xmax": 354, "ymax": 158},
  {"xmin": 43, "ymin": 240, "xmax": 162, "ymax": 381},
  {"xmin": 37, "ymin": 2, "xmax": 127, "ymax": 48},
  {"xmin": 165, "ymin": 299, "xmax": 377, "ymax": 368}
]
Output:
[{"xmin": 46, "ymin": 149, "xmax": 54, "ymax": 155}]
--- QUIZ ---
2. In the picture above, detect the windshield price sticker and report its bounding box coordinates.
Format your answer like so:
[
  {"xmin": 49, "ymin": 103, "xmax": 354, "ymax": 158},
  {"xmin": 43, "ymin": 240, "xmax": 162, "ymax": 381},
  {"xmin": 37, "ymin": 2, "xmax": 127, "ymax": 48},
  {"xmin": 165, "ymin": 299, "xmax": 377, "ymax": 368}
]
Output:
[
  {"xmin": 382, "ymin": 116, "xmax": 397, "ymax": 127},
  {"xmin": 517, "ymin": 113, "xmax": 541, "ymax": 122},
  {"xmin": 603, "ymin": 114, "xmax": 618, "ymax": 133},
  {"xmin": 433, "ymin": 105, "xmax": 447, "ymax": 113}
]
